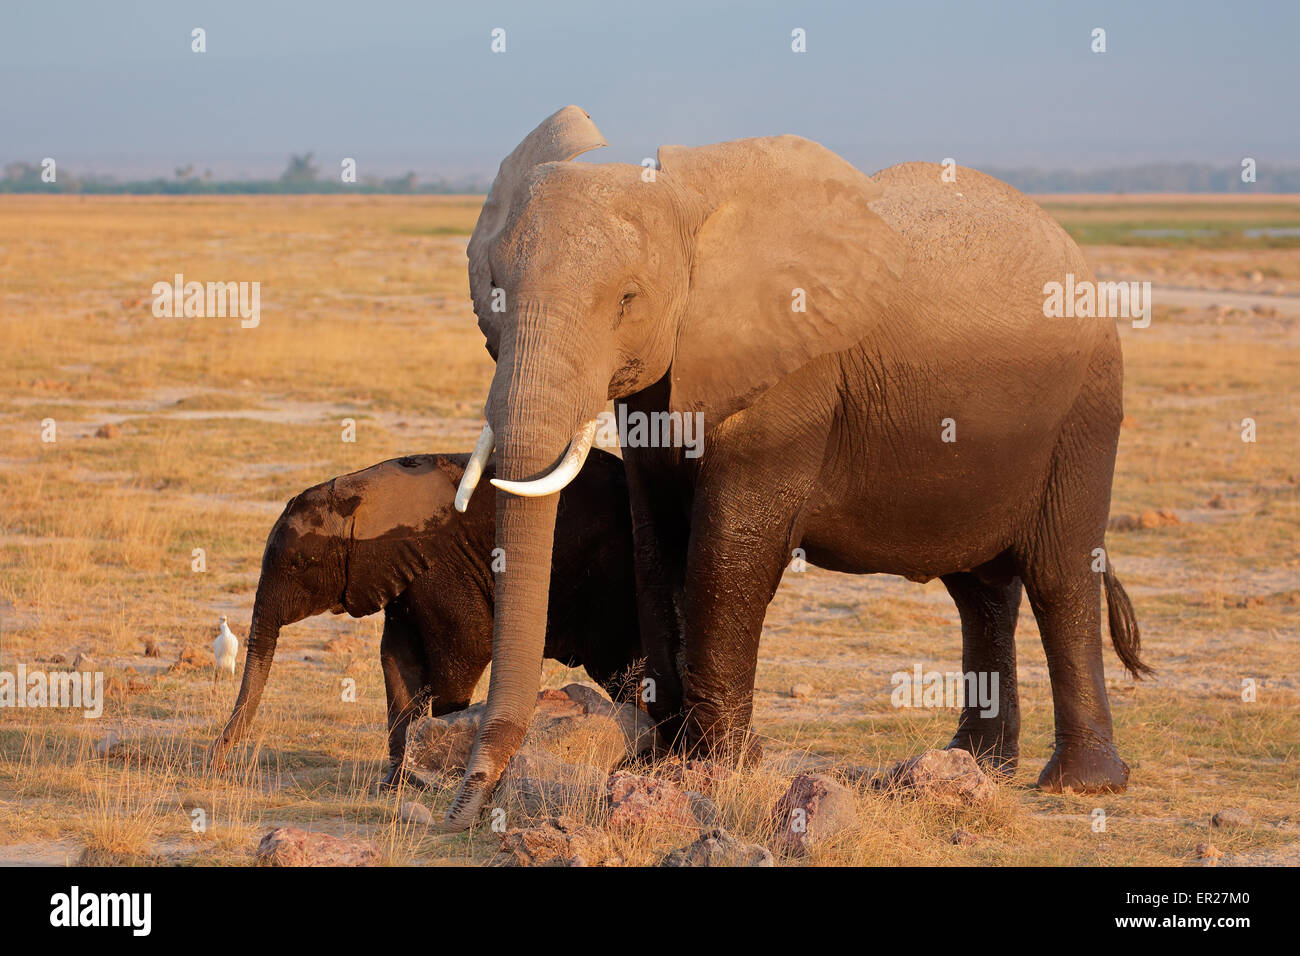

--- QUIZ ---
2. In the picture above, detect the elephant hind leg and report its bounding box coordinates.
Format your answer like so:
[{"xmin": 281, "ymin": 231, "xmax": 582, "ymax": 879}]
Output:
[
  {"xmin": 940, "ymin": 566, "xmax": 1022, "ymax": 776},
  {"xmin": 1014, "ymin": 395, "xmax": 1130, "ymax": 793}
]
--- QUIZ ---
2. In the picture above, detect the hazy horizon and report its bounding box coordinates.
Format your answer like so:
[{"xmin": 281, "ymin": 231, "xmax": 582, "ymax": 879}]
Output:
[{"xmin": 3, "ymin": 0, "xmax": 1297, "ymax": 181}]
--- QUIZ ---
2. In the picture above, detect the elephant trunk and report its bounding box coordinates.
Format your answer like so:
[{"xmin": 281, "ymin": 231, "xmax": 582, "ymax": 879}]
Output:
[
  {"xmin": 445, "ymin": 301, "xmax": 606, "ymax": 829},
  {"xmin": 210, "ymin": 596, "xmax": 282, "ymax": 771}
]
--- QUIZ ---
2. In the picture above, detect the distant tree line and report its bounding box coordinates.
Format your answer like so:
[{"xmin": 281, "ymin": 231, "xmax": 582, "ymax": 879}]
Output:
[
  {"xmin": 4, "ymin": 156, "xmax": 1298, "ymax": 194},
  {"xmin": 0, "ymin": 153, "xmax": 489, "ymax": 194},
  {"xmin": 982, "ymin": 163, "xmax": 1300, "ymax": 194}
]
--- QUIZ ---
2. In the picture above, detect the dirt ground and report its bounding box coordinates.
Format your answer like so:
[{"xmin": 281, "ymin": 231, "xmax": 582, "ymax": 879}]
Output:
[{"xmin": 0, "ymin": 195, "xmax": 1296, "ymax": 866}]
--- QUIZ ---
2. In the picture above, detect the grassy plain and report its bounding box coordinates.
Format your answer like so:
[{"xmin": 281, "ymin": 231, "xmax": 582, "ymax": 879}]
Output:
[{"xmin": 0, "ymin": 195, "xmax": 1296, "ymax": 865}]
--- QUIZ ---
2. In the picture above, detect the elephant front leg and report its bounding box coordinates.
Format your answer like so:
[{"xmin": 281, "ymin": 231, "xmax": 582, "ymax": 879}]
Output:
[
  {"xmin": 623, "ymin": 453, "xmax": 692, "ymax": 745},
  {"xmin": 677, "ymin": 485, "xmax": 809, "ymax": 766},
  {"xmin": 379, "ymin": 606, "xmax": 432, "ymax": 789},
  {"xmin": 940, "ymin": 569, "xmax": 1022, "ymax": 776}
]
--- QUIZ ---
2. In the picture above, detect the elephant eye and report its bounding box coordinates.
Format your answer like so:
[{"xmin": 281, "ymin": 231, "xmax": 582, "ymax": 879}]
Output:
[{"xmin": 620, "ymin": 291, "xmax": 637, "ymax": 309}]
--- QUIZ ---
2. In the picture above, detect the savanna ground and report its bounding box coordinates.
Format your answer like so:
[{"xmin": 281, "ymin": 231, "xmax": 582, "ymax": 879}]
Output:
[{"xmin": 0, "ymin": 193, "xmax": 1296, "ymax": 866}]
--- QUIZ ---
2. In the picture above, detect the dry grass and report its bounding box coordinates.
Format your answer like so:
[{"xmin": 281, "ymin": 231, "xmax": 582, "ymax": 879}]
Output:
[{"xmin": 0, "ymin": 196, "xmax": 1296, "ymax": 866}]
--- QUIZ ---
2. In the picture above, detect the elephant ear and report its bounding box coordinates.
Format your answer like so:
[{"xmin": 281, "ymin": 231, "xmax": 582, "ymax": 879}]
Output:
[
  {"xmin": 332, "ymin": 456, "xmax": 459, "ymax": 617},
  {"xmin": 467, "ymin": 106, "xmax": 607, "ymax": 318},
  {"xmin": 660, "ymin": 136, "xmax": 907, "ymax": 422}
]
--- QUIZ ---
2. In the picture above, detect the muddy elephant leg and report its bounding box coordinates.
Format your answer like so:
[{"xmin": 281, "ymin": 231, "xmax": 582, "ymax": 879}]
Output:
[
  {"xmin": 676, "ymin": 470, "xmax": 813, "ymax": 765},
  {"xmin": 379, "ymin": 604, "xmax": 430, "ymax": 788},
  {"xmin": 1016, "ymin": 474, "xmax": 1129, "ymax": 794},
  {"xmin": 623, "ymin": 450, "xmax": 692, "ymax": 744},
  {"xmin": 940, "ymin": 570, "xmax": 1022, "ymax": 775}
]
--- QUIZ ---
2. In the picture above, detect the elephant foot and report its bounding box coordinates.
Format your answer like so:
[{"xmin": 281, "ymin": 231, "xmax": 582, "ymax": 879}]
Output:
[
  {"xmin": 945, "ymin": 731, "xmax": 1018, "ymax": 778},
  {"xmin": 676, "ymin": 719, "xmax": 763, "ymax": 769},
  {"xmin": 377, "ymin": 762, "xmax": 428, "ymax": 793},
  {"xmin": 1036, "ymin": 740, "xmax": 1130, "ymax": 794}
]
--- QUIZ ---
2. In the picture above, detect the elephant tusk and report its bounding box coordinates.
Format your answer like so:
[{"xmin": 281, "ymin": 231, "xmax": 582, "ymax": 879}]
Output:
[
  {"xmin": 454, "ymin": 423, "xmax": 495, "ymax": 512},
  {"xmin": 490, "ymin": 419, "xmax": 599, "ymax": 499}
]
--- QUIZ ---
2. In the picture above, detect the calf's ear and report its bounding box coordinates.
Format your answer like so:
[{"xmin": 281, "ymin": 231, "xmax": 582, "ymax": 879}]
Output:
[{"xmin": 332, "ymin": 458, "xmax": 459, "ymax": 616}]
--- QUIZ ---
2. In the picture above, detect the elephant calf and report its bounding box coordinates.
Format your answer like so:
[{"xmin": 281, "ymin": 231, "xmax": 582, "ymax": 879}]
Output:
[{"xmin": 209, "ymin": 449, "xmax": 640, "ymax": 785}]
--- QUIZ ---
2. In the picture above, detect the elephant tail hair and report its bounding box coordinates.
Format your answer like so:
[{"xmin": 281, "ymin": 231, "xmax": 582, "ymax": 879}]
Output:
[{"xmin": 1103, "ymin": 563, "xmax": 1154, "ymax": 679}]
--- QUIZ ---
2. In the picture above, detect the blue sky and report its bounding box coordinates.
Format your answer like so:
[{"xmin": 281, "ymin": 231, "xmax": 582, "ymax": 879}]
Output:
[{"xmin": 2, "ymin": 0, "xmax": 1295, "ymax": 178}]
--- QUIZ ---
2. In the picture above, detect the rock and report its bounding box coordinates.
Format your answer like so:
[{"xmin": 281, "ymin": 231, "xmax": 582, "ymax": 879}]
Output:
[
  {"xmin": 661, "ymin": 759, "xmax": 734, "ymax": 797},
  {"xmin": 951, "ymin": 828, "xmax": 978, "ymax": 846},
  {"xmin": 873, "ymin": 749, "xmax": 996, "ymax": 808},
  {"xmin": 789, "ymin": 683, "xmax": 813, "ymax": 699},
  {"xmin": 1195, "ymin": 842, "xmax": 1223, "ymax": 865},
  {"xmin": 492, "ymin": 815, "xmax": 613, "ymax": 867},
  {"xmin": 498, "ymin": 749, "xmax": 606, "ymax": 817},
  {"xmin": 771, "ymin": 773, "xmax": 858, "ymax": 855},
  {"xmin": 256, "ymin": 827, "xmax": 380, "ymax": 867},
  {"xmin": 94, "ymin": 731, "xmax": 124, "ymax": 758},
  {"xmin": 404, "ymin": 682, "xmax": 655, "ymax": 782},
  {"xmin": 1108, "ymin": 509, "xmax": 1180, "ymax": 532},
  {"xmin": 94, "ymin": 424, "xmax": 121, "ymax": 439},
  {"xmin": 168, "ymin": 645, "xmax": 207, "ymax": 673},
  {"xmin": 72, "ymin": 652, "xmax": 96, "ymax": 670},
  {"xmin": 401, "ymin": 709, "xmax": 480, "ymax": 784},
  {"xmin": 659, "ymin": 828, "xmax": 774, "ymax": 867},
  {"xmin": 606, "ymin": 771, "xmax": 712, "ymax": 833},
  {"xmin": 1211, "ymin": 808, "xmax": 1251, "ymax": 829},
  {"xmin": 528, "ymin": 683, "xmax": 654, "ymax": 768},
  {"xmin": 398, "ymin": 801, "xmax": 432, "ymax": 826},
  {"xmin": 829, "ymin": 763, "xmax": 882, "ymax": 786}
]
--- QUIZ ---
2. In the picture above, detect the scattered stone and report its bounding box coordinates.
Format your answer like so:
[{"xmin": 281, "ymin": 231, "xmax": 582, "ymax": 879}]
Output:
[
  {"xmin": 94, "ymin": 731, "xmax": 124, "ymax": 758},
  {"xmin": 1211, "ymin": 808, "xmax": 1251, "ymax": 829},
  {"xmin": 1195, "ymin": 842, "xmax": 1223, "ymax": 865},
  {"xmin": 492, "ymin": 815, "xmax": 613, "ymax": 867},
  {"xmin": 659, "ymin": 828, "xmax": 774, "ymax": 867},
  {"xmin": 789, "ymin": 682, "xmax": 814, "ymax": 699},
  {"xmin": 402, "ymin": 709, "xmax": 487, "ymax": 785},
  {"xmin": 47, "ymin": 652, "xmax": 67, "ymax": 665},
  {"xmin": 404, "ymin": 682, "xmax": 654, "ymax": 784},
  {"xmin": 830, "ymin": 763, "xmax": 881, "ymax": 787},
  {"xmin": 94, "ymin": 424, "xmax": 121, "ymax": 439},
  {"xmin": 606, "ymin": 771, "xmax": 710, "ymax": 833},
  {"xmin": 324, "ymin": 635, "xmax": 363, "ymax": 656},
  {"xmin": 169, "ymin": 645, "xmax": 207, "ymax": 673},
  {"xmin": 872, "ymin": 749, "xmax": 996, "ymax": 808},
  {"xmin": 771, "ymin": 772, "xmax": 858, "ymax": 855},
  {"xmin": 143, "ymin": 639, "xmax": 160, "ymax": 658},
  {"xmin": 661, "ymin": 759, "xmax": 733, "ymax": 797},
  {"xmin": 1108, "ymin": 509, "xmax": 1181, "ymax": 532},
  {"xmin": 498, "ymin": 749, "xmax": 605, "ymax": 817},
  {"xmin": 398, "ymin": 801, "xmax": 433, "ymax": 826},
  {"xmin": 256, "ymin": 827, "xmax": 380, "ymax": 867},
  {"xmin": 951, "ymin": 828, "xmax": 979, "ymax": 847}
]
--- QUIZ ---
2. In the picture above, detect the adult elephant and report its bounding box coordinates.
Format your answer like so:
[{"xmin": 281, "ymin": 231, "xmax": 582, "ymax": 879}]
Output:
[{"xmin": 446, "ymin": 106, "xmax": 1149, "ymax": 829}]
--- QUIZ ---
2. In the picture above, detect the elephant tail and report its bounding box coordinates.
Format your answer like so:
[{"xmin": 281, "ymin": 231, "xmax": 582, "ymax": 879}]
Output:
[{"xmin": 1103, "ymin": 563, "xmax": 1153, "ymax": 679}]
